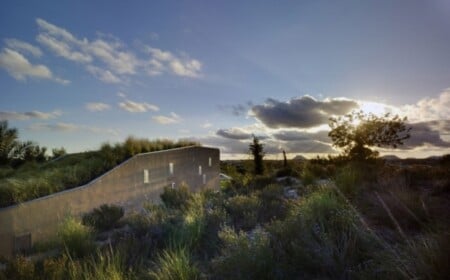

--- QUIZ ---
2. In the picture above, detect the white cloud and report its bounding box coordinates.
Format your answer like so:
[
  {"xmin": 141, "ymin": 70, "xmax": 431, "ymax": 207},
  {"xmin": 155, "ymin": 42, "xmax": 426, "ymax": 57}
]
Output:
[
  {"xmin": 152, "ymin": 112, "xmax": 182, "ymax": 124},
  {"xmin": 85, "ymin": 102, "xmax": 111, "ymax": 112},
  {"xmin": 87, "ymin": 39, "xmax": 138, "ymax": 75},
  {"xmin": 146, "ymin": 47, "xmax": 202, "ymax": 78},
  {"xmin": 33, "ymin": 18, "xmax": 203, "ymax": 83},
  {"xmin": 0, "ymin": 48, "xmax": 68, "ymax": 84},
  {"xmin": 401, "ymin": 89, "xmax": 450, "ymax": 122},
  {"xmin": 119, "ymin": 99, "xmax": 159, "ymax": 113},
  {"xmin": 36, "ymin": 18, "xmax": 80, "ymax": 44},
  {"xmin": 36, "ymin": 33, "xmax": 92, "ymax": 63},
  {"xmin": 0, "ymin": 110, "xmax": 61, "ymax": 121},
  {"xmin": 86, "ymin": 65, "xmax": 121, "ymax": 83},
  {"xmin": 4, "ymin": 38, "xmax": 42, "ymax": 57}
]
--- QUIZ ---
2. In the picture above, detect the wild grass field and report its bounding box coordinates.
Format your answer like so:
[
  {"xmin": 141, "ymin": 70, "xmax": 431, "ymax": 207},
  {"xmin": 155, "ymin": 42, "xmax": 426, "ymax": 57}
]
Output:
[{"xmin": 1, "ymin": 156, "xmax": 448, "ymax": 279}]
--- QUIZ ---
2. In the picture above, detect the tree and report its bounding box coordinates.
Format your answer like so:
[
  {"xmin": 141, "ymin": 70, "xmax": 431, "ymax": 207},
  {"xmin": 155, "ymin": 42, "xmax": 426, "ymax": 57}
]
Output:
[
  {"xmin": 249, "ymin": 135, "xmax": 265, "ymax": 175},
  {"xmin": 0, "ymin": 121, "xmax": 49, "ymax": 166},
  {"xmin": 0, "ymin": 121, "xmax": 19, "ymax": 165},
  {"xmin": 328, "ymin": 111, "xmax": 411, "ymax": 161}
]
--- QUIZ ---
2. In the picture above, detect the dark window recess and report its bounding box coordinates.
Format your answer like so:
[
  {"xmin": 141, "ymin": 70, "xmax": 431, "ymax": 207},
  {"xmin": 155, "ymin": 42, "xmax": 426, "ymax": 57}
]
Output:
[{"xmin": 14, "ymin": 233, "xmax": 32, "ymax": 253}]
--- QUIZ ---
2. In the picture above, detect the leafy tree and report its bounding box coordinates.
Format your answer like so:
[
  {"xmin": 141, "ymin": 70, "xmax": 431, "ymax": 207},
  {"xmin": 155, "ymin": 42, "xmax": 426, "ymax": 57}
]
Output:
[
  {"xmin": 328, "ymin": 111, "xmax": 411, "ymax": 160},
  {"xmin": 52, "ymin": 147, "xmax": 67, "ymax": 159},
  {"xmin": 249, "ymin": 135, "xmax": 265, "ymax": 175},
  {"xmin": 0, "ymin": 121, "xmax": 49, "ymax": 166},
  {"xmin": 0, "ymin": 121, "xmax": 19, "ymax": 165}
]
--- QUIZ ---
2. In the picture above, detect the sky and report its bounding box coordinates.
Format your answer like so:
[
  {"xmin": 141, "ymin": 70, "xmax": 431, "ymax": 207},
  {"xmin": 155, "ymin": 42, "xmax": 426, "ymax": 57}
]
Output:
[{"xmin": 1, "ymin": 0, "xmax": 449, "ymax": 159}]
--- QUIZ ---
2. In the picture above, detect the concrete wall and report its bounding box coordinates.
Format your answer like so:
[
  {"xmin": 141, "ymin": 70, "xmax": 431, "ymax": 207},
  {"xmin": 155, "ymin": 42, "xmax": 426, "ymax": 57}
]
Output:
[{"xmin": 0, "ymin": 146, "xmax": 219, "ymax": 258}]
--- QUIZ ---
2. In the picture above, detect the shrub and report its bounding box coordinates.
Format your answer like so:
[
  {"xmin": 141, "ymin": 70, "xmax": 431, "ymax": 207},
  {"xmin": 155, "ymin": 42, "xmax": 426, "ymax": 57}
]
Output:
[
  {"xmin": 268, "ymin": 188, "xmax": 376, "ymax": 278},
  {"xmin": 335, "ymin": 165, "xmax": 362, "ymax": 199},
  {"xmin": 160, "ymin": 184, "xmax": 192, "ymax": 210},
  {"xmin": 225, "ymin": 195, "xmax": 261, "ymax": 231},
  {"xmin": 1, "ymin": 256, "xmax": 35, "ymax": 280},
  {"xmin": 58, "ymin": 217, "xmax": 95, "ymax": 258},
  {"xmin": 211, "ymin": 226, "xmax": 274, "ymax": 280},
  {"xmin": 82, "ymin": 204, "xmax": 124, "ymax": 231},
  {"xmin": 148, "ymin": 247, "xmax": 201, "ymax": 280}
]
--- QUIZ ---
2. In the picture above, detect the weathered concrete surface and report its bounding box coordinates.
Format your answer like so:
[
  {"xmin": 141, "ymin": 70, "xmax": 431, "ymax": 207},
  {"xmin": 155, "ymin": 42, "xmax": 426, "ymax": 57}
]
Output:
[{"xmin": 0, "ymin": 146, "xmax": 219, "ymax": 258}]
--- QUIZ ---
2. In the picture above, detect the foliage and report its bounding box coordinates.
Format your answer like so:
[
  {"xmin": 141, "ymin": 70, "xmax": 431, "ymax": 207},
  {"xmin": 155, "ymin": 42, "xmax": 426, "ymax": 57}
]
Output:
[
  {"xmin": 82, "ymin": 204, "xmax": 124, "ymax": 231},
  {"xmin": 225, "ymin": 194, "xmax": 260, "ymax": 230},
  {"xmin": 160, "ymin": 184, "xmax": 193, "ymax": 210},
  {"xmin": 58, "ymin": 216, "xmax": 95, "ymax": 258},
  {"xmin": 52, "ymin": 147, "xmax": 67, "ymax": 159},
  {"xmin": 249, "ymin": 135, "xmax": 265, "ymax": 175},
  {"xmin": 211, "ymin": 226, "xmax": 274, "ymax": 280},
  {"xmin": 329, "ymin": 111, "xmax": 411, "ymax": 160},
  {"xmin": 0, "ymin": 121, "xmax": 48, "ymax": 167},
  {"xmin": 148, "ymin": 247, "xmax": 201, "ymax": 280}
]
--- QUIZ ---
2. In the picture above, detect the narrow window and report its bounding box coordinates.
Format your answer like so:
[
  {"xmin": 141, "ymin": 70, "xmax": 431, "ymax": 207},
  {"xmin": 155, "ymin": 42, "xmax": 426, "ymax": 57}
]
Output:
[
  {"xmin": 143, "ymin": 169, "xmax": 149, "ymax": 184},
  {"xmin": 198, "ymin": 165, "xmax": 202, "ymax": 175},
  {"xmin": 208, "ymin": 157, "xmax": 212, "ymax": 167},
  {"xmin": 203, "ymin": 174, "xmax": 207, "ymax": 185},
  {"xmin": 169, "ymin": 162, "xmax": 174, "ymax": 175}
]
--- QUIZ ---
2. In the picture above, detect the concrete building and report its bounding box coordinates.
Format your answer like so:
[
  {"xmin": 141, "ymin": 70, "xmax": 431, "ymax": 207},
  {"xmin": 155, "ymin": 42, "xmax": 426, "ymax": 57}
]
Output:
[{"xmin": 0, "ymin": 146, "xmax": 220, "ymax": 258}]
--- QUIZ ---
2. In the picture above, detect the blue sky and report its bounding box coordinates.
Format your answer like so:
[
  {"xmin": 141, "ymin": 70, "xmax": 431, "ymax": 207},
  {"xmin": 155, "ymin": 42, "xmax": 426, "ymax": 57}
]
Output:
[{"xmin": 1, "ymin": 0, "xmax": 449, "ymax": 158}]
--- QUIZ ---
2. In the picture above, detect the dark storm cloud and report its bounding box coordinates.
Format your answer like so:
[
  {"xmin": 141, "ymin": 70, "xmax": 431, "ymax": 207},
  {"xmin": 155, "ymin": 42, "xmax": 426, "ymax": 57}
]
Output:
[
  {"xmin": 216, "ymin": 128, "xmax": 253, "ymax": 140},
  {"xmin": 401, "ymin": 120, "xmax": 450, "ymax": 149},
  {"xmin": 272, "ymin": 130, "xmax": 331, "ymax": 143},
  {"xmin": 251, "ymin": 96, "xmax": 358, "ymax": 128}
]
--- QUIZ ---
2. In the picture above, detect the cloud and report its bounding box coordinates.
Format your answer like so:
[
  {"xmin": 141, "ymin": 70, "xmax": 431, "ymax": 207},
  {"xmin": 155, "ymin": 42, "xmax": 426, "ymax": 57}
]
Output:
[
  {"xmin": 28, "ymin": 122, "xmax": 78, "ymax": 132},
  {"xmin": 0, "ymin": 48, "xmax": 69, "ymax": 84},
  {"xmin": 119, "ymin": 99, "xmax": 159, "ymax": 113},
  {"xmin": 216, "ymin": 128, "xmax": 253, "ymax": 140},
  {"xmin": 27, "ymin": 121, "xmax": 118, "ymax": 135},
  {"xmin": 152, "ymin": 112, "xmax": 182, "ymax": 124},
  {"xmin": 146, "ymin": 47, "xmax": 202, "ymax": 78},
  {"xmin": 402, "ymin": 89, "xmax": 450, "ymax": 122},
  {"xmin": 33, "ymin": 18, "xmax": 203, "ymax": 83},
  {"xmin": 252, "ymin": 95, "xmax": 358, "ymax": 129},
  {"xmin": 4, "ymin": 38, "xmax": 42, "ymax": 57},
  {"xmin": 401, "ymin": 120, "xmax": 450, "ymax": 149},
  {"xmin": 87, "ymin": 39, "xmax": 138, "ymax": 75},
  {"xmin": 36, "ymin": 33, "xmax": 92, "ymax": 63},
  {"xmin": 85, "ymin": 102, "xmax": 111, "ymax": 112},
  {"xmin": 218, "ymin": 102, "xmax": 253, "ymax": 117},
  {"xmin": 272, "ymin": 130, "xmax": 331, "ymax": 143},
  {"xmin": 201, "ymin": 122, "xmax": 212, "ymax": 128},
  {"xmin": 0, "ymin": 110, "xmax": 61, "ymax": 121},
  {"xmin": 86, "ymin": 65, "xmax": 121, "ymax": 83}
]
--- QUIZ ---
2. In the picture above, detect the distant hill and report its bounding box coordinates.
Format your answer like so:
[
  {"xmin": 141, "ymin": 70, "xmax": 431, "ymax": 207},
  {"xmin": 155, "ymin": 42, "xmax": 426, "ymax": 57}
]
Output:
[{"xmin": 293, "ymin": 155, "xmax": 307, "ymax": 161}]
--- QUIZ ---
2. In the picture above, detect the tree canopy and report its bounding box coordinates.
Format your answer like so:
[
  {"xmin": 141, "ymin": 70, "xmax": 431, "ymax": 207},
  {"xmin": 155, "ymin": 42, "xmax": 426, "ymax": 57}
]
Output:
[
  {"xmin": 328, "ymin": 111, "xmax": 411, "ymax": 160},
  {"xmin": 0, "ymin": 121, "xmax": 47, "ymax": 166}
]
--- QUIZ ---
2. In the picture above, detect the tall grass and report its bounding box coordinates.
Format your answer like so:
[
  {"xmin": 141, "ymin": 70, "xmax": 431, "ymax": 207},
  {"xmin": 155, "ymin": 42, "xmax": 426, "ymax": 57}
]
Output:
[
  {"xmin": 58, "ymin": 217, "xmax": 95, "ymax": 258},
  {"xmin": 148, "ymin": 247, "xmax": 201, "ymax": 280}
]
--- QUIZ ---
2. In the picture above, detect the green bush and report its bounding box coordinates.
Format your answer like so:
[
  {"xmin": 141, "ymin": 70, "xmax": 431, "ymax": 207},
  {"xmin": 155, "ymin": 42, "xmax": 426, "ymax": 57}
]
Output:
[
  {"xmin": 268, "ymin": 188, "xmax": 376, "ymax": 278},
  {"xmin": 211, "ymin": 226, "xmax": 274, "ymax": 280},
  {"xmin": 335, "ymin": 165, "xmax": 362, "ymax": 199},
  {"xmin": 160, "ymin": 184, "xmax": 192, "ymax": 210},
  {"xmin": 82, "ymin": 204, "xmax": 124, "ymax": 231},
  {"xmin": 58, "ymin": 217, "xmax": 95, "ymax": 258},
  {"xmin": 225, "ymin": 194, "xmax": 261, "ymax": 231},
  {"xmin": 148, "ymin": 247, "xmax": 201, "ymax": 280}
]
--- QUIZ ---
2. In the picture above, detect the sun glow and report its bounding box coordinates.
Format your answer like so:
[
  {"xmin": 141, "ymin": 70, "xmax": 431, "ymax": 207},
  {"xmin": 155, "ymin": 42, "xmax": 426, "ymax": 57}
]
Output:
[{"xmin": 358, "ymin": 101, "xmax": 393, "ymax": 116}]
